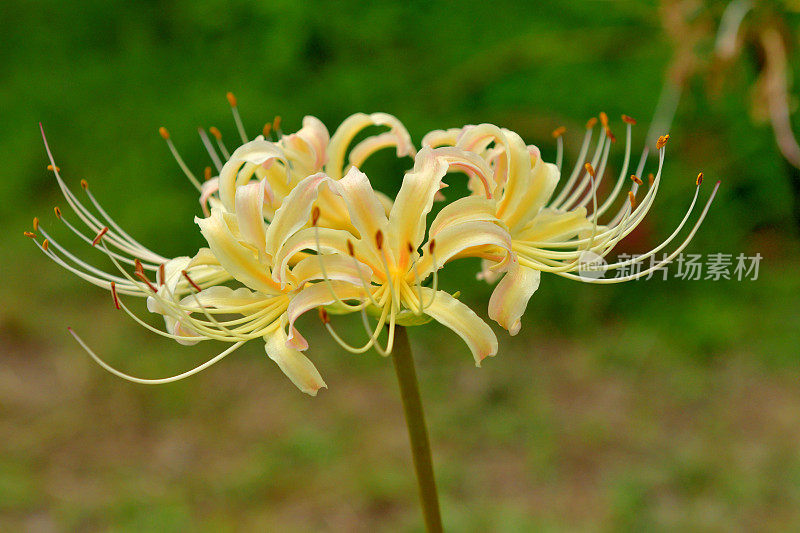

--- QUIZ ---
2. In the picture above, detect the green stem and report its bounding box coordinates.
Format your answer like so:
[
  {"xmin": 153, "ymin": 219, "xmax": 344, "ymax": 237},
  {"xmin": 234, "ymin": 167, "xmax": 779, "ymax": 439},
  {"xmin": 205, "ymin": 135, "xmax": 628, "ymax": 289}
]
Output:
[{"xmin": 391, "ymin": 326, "xmax": 443, "ymax": 533}]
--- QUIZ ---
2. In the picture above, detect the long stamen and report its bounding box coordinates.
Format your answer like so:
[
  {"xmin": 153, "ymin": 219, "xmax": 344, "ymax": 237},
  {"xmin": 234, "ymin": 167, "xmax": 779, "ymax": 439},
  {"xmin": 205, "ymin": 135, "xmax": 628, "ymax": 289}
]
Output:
[
  {"xmin": 552, "ymin": 126, "xmax": 566, "ymax": 173},
  {"xmin": 68, "ymin": 327, "xmax": 245, "ymax": 384},
  {"xmin": 551, "ymin": 118, "xmax": 596, "ymax": 207},
  {"xmin": 208, "ymin": 127, "xmax": 230, "ymax": 160},
  {"xmin": 159, "ymin": 127, "xmax": 203, "ymax": 192},
  {"xmin": 226, "ymin": 92, "xmax": 248, "ymax": 144},
  {"xmin": 198, "ymin": 128, "xmax": 223, "ymax": 172}
]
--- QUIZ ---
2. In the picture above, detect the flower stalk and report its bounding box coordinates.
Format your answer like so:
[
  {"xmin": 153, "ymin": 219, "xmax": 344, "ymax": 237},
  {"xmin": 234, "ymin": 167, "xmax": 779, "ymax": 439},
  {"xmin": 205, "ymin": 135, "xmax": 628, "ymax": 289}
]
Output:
[{"xmin": 391, "ymin": 326, "xmax": 443, "ymax": 533}]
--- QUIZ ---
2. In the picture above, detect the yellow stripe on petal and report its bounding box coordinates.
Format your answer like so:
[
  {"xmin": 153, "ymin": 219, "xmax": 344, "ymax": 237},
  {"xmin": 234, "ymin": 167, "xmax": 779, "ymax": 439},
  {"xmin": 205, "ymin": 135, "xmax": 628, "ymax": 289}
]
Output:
[
  {"xmin": 417, "ymin": 220, "xmax": 512, "ymax": 278},
  {"xmin": 418, "ymin": 287, "xmax": 497, "ymax": 366},
  {"xmin": 264, "ymin": 325, "xmax": 326, "ymax": 396}
]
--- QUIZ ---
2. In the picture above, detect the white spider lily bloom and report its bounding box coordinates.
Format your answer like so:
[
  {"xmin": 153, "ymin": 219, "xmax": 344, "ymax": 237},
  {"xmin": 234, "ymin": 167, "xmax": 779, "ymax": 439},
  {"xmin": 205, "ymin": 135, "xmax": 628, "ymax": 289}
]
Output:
[
  {"xmin": 423, "ymin": 115, "xmax": 720, "ymax": 336},
  {"xmin": 269, "ymin": 148, "xmax": 512, "ymax": 366}
]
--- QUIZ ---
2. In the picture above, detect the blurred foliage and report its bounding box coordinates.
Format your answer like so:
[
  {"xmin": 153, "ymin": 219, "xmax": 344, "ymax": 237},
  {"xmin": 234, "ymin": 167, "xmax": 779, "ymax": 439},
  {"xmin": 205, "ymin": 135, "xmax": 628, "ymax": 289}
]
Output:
[{"xmin": 2, "ymin": 0, "xmax": 800, "ymax": 530}]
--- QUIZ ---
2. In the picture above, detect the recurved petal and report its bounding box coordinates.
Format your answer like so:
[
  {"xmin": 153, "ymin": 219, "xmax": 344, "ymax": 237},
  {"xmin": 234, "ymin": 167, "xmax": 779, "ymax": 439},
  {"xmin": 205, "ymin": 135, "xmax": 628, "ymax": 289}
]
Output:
[
  {"xmin": 196, "ymin": 209, "xmax": 280, "ymax": 294},
  {"xmin": 387, "ymin": 147, "xmax": 447, "ymax": 258},
  {"xmin": 290, "ymin": 254, "xmax": 373, "ymax": 288},
  {"xmin": 219, "ymin": 139, "xmax": 287, "ymax": 211},
  {"xmin": 264, "ymin": 326, "xmax": 326, "ymax": 396},
  {"xmin": 271, "ymin": 226, "xmax": 354, "ymax": 286},
  {"xmin": 421, "ymin": 128, "xmax": 462, "ymax": 148},
  {"xmin": 417, "ymin": 219, "xmax": 512, "ymax": 278},
  {"xmin": 326, "ymin": 112, "xmax": 415, "ymax": 179},
  {"xmin": 430, "ymin": 196, "xmax": 499, "ymax": 237},
  {"xmin": 418, "ymin": 287, "xmax": 497, "ymax": 366},
  {"xmin": 264, "ymin": 172, "xmax": 331, "ymax": 260},
  {"xmin": 488, "ymin": 257, "xmax": 541, "ymax": 336},
  {"xmin": 234, "ymin": 178, "xmax": 268, "ymax": 256},
  {"xmin": 285, "ymin": 281, "xmax": 367, "ymax": 347},
  {"xmin": 330, "ymin": 167, "xmax": 388, "ymax": 256}
]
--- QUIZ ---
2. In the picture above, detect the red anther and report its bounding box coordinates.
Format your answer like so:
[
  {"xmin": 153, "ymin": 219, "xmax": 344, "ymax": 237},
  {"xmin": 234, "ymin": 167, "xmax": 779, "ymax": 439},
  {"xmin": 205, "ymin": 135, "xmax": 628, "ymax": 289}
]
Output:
[
  {"xmin": 429, "ymin": 239, "xmax": 436, "ymax": 255},
  {"xmin": 226, "ymin": 92, "xmax": 237, "ymax": 107},
  {"xmin": 628, "ymin": 191, "xmax": 636, "ymax": 208},
  {"xmin": 311, "ymin": 206, "xmax": 321, "ymax": 226},
  {"xmin": 134, "ymin": 258, "xmax": 144, "ymax": 275},
  {"xmin": 54, "ymin": 206, "xmax": 62, "ymax": 218},
  {"xmin": 406, "ymin": 242, "xmax": 414, "ymax": 254},
  {"xmin": 648, "ymin": 173, "xmax": 655, "ymax": 186},
  {"xmin": 33, "ymin": 217, "xmax": 39, "ymax": 232},
  {"xmin": 158, "ymin": 127, "xmax": 170, "ymax": 140},
  {"xmin": 375, "ymin": 230, "xmax": 384, "ymax": 250},
  {"xmin": 318, "ymin": 307, "xmax": 330, "ymax": 324},
  {"xmin": 110, "ymin": 281, "xmax": 121, "ymax": 310},
  {"xmin": 203, "ymin": 167, "xmax": 212, "ymax": 181},
  {"xmin": 134, "ymin": 271, "xmax": 158, "ymax": 293},
  {"xmin": 273, "ymin": 115, "xmax": 282, "ymax": 132},
  {"xmin": 622, "ymin": 114, "xmax": 637, "ymax": 125},
  {"xmin": 656, "ymin": 134, "xmax": 670, "ymax": 150},
  {"xmin": 47, "ymin": 164, "xmax": 60, "ymax": 172},
  {"xmin": 605, "ymin": 127, "xmax": 616, "ymax": 142},
  {"xmin": 24, "ymin": 231, "xmax": 36, "ymax": 238},
  {"xmin": 42, "ymin": 239, "xmax": 49, "ymax": 251},
  {"xmin": 182, "ymin": 270, "xmax": 202, "ymax": 292},
  {"xmin": 584, "ymin": 163, "xmax": 596, "ymax": 178},
  {"xmin": 263, "ymin": 123, "xmax": 272, "ymax": 138},
  {"xmin": 586, "ymin": 117, "xmax": 598, "ymax": 129},
  {"xmin": 599, "ymin": 111, "xmax": 609, "ymax": 127},
  {"xmin": 696, "ymin": 172, "xmax": 703, "ymax": 186},
  {"xmin": 346, "ymin": 240, "xmax": 355, "ymax": 257},
  {"xmin": 551, "ymin": 126, "xmax": 566, "ymax": 139},
  {"xmin": 92, "ymin": 227, "xmax": 109, "ymax": 246},
  {"xmin": 209, "ymin": 126, "xmax": 222, "ymax": 140},
  {"xmin": 630, "ymin": 174, "xmax": 643, "ymax": 185},
  {"xmin": 158, "ymin": 263, "xmax": 166, "ymax": 285}
]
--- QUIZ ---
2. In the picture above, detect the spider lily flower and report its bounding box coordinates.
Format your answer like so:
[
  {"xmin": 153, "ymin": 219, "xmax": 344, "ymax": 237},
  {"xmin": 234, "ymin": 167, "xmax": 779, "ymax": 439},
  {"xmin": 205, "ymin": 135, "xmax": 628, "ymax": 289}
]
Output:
[
  {"xmin": 266, "ymin": 148, "xmax": 513, "ymax": 365},
  {"xmin": 158, "ymin": 95, "xmax": 416, "ymax": 223},
  {"xmin": 28, "ymin": 125, "xmax": 342, "ymax": 395},
  {"xmin": 422, "ymin": 115, "xmax": 720, "ymax": 335}
]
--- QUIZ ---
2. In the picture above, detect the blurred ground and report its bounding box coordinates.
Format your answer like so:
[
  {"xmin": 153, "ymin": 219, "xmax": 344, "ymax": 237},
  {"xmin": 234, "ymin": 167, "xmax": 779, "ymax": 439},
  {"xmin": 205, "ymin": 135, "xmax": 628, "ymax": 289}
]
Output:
[{"xmin": 2, "ymin": 1, "xmax": 800, "ymax": 531}]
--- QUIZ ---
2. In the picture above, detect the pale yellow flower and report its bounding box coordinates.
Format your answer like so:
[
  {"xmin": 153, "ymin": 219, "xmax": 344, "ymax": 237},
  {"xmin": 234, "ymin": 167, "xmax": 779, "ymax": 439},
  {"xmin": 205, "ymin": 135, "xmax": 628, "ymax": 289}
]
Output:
[
  {"xmin": 269, "ymin": 148, "xmax": 512, "ymax": 365},
  {"xmin": 421, "ymin": 115, "xmax": 719, "ymax": 335}
]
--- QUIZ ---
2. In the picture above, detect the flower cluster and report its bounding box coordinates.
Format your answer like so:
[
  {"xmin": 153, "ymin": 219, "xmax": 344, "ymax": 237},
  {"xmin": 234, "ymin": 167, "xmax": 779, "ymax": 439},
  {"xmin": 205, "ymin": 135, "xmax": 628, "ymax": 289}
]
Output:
[{"xmin": 28, "ymin": 96, "xmax": 719, "ymax": 395}]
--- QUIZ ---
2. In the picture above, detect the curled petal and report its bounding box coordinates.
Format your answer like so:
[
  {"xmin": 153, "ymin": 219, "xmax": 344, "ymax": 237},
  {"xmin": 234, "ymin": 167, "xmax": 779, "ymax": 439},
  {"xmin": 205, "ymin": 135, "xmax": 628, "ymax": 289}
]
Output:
[
  {"xmin": 219, "ymin": 139, "xmax": 288, "ymax": 211},
  {"xmin": 387, "ymin": 147, "xmax": 448, "ymax": 258},
  {"xmin": 430, "ymin": 196, "xmax": 499, "ymax": 237},
  {"xmin": 326, "ymin": 112, "xmax": 415, "ymax": 179},
  {"xmin": 422, "ymin": 128, "xmax": 462, "ymax": 148},
  {"xmin": 417, "ymin": 219, "xmax": 512, "ymax": 278},
  {"xmin": 418, "ymin": 287, "xmax": 497, "ymax": 366},
  {"xmin": 235, "ymin": 179, "xmax": 268, "ymax": 256},
  {"xmin": 271, "ymin": 226, "xmax": 354, "ymax": 285},
  {"xmin": 196, "ymin": 209, "xmax": 280, "ymax": 294},
  {"xmin": 431, "ymin": 146, "xmax": 496, "ymax": 197},
  {"xmin": 264, "ymin": 326, "xmax": 326, "ymax": 396},
  {"xmin": 488, "ymin": 258, "xmax": 540, "ymax": 336},
  {"xmin": 330, "ymin": 167, "xmax": 389, "ymax": 262},
  {"xmin": 264, "ymin": 172, "xmax": 331, "ymax": 260},
  {"xmin": 285, "ymin": 281, "xmax": 366, "ymax": 347},
  {"xmin": 290, "ymin": 254, "xmax": 373, "ymax": 287},
  {"xmin": 199, "ymin": 177, "xmax": 220, "ymax": 217}
]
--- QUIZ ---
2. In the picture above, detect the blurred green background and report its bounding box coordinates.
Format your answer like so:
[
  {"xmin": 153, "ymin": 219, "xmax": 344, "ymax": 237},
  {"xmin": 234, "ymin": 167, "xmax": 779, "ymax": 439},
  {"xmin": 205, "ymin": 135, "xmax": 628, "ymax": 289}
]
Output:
[{"xmin": 2, "ymin": 0, "xmax": 800, "ymax": 530}]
